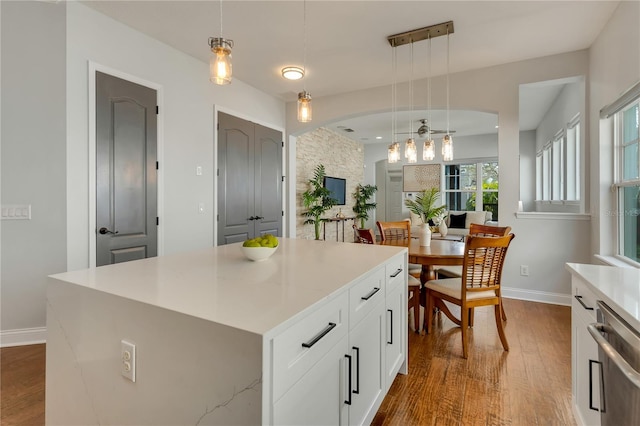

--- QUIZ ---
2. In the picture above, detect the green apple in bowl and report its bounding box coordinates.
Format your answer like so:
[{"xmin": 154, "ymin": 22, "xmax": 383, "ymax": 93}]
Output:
[{"xmin": 241, "ymin": 234, "xmax": 279, "ymax": 261}]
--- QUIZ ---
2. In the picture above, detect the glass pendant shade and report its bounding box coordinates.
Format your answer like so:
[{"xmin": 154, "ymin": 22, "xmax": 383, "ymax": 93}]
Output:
[
  {"xmin": 209, "ymin": 38, "xmax": 233, "ymax": 85},
  {"xmin": 442, "ymin": 134, "xmax": 454, "ymax": 161},
  {"xmin": 423, "ymin": 139, "xmax": 435, "ymax": 160},
  {"xmin": 405, "ymin": 138, "xmax": 417, "ymax": 163},
  {"xmin": 297, "ymin": 91, "xmax": 312, "ymax": 123},
  {"xmin": 388, "ymin": 142, "xmax": 400, "ymax": 163}
]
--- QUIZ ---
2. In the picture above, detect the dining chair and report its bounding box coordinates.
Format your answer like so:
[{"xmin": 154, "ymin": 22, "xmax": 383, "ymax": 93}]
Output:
[
  {"xmin": 376, "ymin": 220, "xmax": 423, "ymax": 332},
  {"xmin": 352, "ymin": 225, "xmax": 375, "ymax": 244},
  {"xmin": 436, "ymin": 223, "xmax": 512, "ymax": 321},
  {"xmin": 424, "ymin": 233, "xmax": 515, "ymax": 359}
]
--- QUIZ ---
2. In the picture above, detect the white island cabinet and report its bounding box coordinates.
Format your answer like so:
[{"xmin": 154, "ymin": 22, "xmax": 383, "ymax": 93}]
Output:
[
  {"xmin": 566, "ymin": 263, "xmax": 640, "ymax": 426},
  {"xmin": 46, "ymin": 238, "xmax": 408, "ymax": 425}
]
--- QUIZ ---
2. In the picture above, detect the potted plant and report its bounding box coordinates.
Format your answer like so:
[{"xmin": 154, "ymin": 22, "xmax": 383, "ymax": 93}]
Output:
[
  {"xmin": 404, "ymin": 187, "xmax": 446, "ymax": 246},
  {"xmin": 352, "ymin": 184, "xmax": 377, "ymax": 230},
  {"xmin": 302, "ymin": 164, "xmax": 338, "ymax": 240}
]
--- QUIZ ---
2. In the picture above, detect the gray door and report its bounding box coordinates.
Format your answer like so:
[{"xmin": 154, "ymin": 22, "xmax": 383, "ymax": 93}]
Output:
[
  {"xmin": 96, "ymin": 71, "xmax": 157, "ymax": 266},
  {"xmin": 218, "ymin": 112, "xmax": 282, "ymax": 245}
]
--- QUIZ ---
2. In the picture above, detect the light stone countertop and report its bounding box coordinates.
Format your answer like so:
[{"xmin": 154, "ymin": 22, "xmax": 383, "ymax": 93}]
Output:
[
  {"xmin": 565, "ymin": 262, "xmax": 640, "ymax": 330},
  {"xmin": 50, "ymin": 238, "xmax": 406, "ymax": 337}
]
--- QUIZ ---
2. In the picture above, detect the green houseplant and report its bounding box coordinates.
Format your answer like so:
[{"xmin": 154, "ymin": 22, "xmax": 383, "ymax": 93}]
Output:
[
  {"xmin": 404, "ymin": 187, "xmax": 446, "ymax": 246},
  {"xmin": 302, "ymin": 164, "xmax": 338, "ymax": 240},
  {"xmin": 352, "ymin": 184, "xmax": 377, "ymax": 229}
]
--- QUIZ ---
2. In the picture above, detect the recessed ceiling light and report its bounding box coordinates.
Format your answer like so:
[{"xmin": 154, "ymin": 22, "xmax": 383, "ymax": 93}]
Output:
[
  {"xmin": 376, "ymin": 136, "xmax": 382, "ymax": 140},
  {"xmin": 281, "ymin": 66, "xmax": 304, "ymax": 80}
]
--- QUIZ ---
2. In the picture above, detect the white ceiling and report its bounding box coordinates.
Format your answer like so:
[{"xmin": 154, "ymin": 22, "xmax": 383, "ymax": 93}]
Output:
[{"xmin": 83, "ymin": 0, "xmax": 618, "ymax": 142}]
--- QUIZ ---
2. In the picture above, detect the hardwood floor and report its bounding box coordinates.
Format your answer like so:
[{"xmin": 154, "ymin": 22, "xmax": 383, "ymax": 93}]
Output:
[
  {"xmin": 373, "ymin": 298, "xmax": 575, "ymax": 426},
  {"xmin": 0, "ymin": 299, "xmax": 573, "ymax": 425},
  {"xmin": 1, "ymin": 344, "xmax": 45, "ymax": 426}
]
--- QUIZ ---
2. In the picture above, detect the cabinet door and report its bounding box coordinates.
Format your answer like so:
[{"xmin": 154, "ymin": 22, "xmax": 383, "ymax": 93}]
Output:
[
  {"xmin": 572, "ymin": 285, "xmax": 601, "ymax": 426},
  {"xmin": 385, "ymin": 284, "xmax": 405, "ymax": 392},
  {"xmin": 348, "ymin": 301, "xmax": 384, "ymax": 426},
  {"xmin": 273, "ymin": 335, "xmax": 348, "ymax": 426}
]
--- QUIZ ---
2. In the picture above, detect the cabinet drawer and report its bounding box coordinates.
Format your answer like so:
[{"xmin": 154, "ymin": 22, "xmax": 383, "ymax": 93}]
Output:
[
  {"xmin": 272, "ymin": 292, "xmax": 349, "ymax": 403},
  {"xmin": 350, "ymin": 266, "xmax": 385, "ymax": 329},
  {"xmin": 572, "ymin": 277, "xmax": 598, "ymax": 322},
  {"xmin": 385, "ymin": 254, "xmax": 407, "ymax": 295}
]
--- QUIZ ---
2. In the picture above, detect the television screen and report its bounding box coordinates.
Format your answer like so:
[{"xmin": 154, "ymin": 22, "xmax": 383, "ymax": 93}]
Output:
[{"xmin": 323, "ymin": 176, "xmax": 346, "ymax": 206}]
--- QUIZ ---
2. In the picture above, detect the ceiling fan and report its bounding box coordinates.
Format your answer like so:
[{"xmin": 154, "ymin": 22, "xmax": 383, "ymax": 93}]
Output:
[{"xmin": 396, "ymin": 119, "xmax": 456, "ymax": 137}]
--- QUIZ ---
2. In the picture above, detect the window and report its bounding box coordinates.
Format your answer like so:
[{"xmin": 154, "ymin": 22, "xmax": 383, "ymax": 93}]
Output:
[
  {"xmin": 444, "ymin": 160, "xmax": 499, "ymax": 220},
  {"xmin": 536, "ymin": 117, "xmax": 579, "ymax": 204},
  {"xmin": 614, "ymin": 100, "xmax": 640, "ymax": 263}
]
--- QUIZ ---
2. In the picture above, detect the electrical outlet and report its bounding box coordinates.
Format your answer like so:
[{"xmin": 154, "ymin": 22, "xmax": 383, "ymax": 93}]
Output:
[
  {"xmin": 121, "ymin": 340, "xmax": 136, "ymax": 382},
  {"xmin": 520, "ymin": 265, "xmax": 529, "ymax": 276}
]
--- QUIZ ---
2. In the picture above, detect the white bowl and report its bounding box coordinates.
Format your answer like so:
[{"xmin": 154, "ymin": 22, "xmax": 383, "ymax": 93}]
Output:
[{"xmin": 241, "ymin": 245, "xmax": 278, "ymax": 261}]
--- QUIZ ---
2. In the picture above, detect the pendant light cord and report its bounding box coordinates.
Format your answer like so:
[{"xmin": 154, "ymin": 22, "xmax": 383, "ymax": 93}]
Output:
[
  {"xmin": 219, "ymin": 0, "xmax": 223, "ymax": 37},
  {"xmin": 427, "ymin": 34, "xmax": 432, "ymax": 139},
  {"xmin": 410, "ymin": 40, "xmax": 414, "ymax": 135},
  {"xmin": 303, "ymin": 0, "xmax": 307, "ymax": 92},
  {"xmin": 446, "ymin": 29, "xmax": 450, "ymax": 134}
]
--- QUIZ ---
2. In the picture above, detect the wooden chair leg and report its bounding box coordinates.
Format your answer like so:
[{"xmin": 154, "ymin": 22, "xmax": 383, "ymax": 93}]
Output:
[
  {"xmin": 495, "ymin": 304, "xmax": 509, "ymax": 351},
  {"xmin": 412, "ymin": 289, "xmax": 421, "ymax": 333},
  {"xmin": 468, "ymin": 308, "xmax": 474, "ymax": 327},
  {"xmin": 500, "ymin": 300, "xmax": 507, "ymax": 321},
  {"xmin": 461, "ymin": 305, "xmax": 469, "ymax": 359},
  {"xmin": 425, "ymin": 290, "xmax": 434, "ymax": 334}
]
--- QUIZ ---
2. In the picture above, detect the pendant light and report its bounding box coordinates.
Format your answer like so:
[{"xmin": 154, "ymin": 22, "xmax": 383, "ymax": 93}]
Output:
[
  {"xmin": 405, "ymin": 40, "xmax": 417, "ymax": 163},
  {"xmin": 442, "ymin": 29, "xmax": 454, "ymax": 161},
  {"xmin": 423, "ymin": 34, "xmax": 436, "ymax": 161},
  {"xmin": 297, "ymin": 0, "xmax": 312, "ymax": 122},
  {"xmin": 208, "ymin": 0, "xmax": 233, "ymax": 85},
  {"xmin": 388, "ymin": 45, "xmax": 400, "ymax": 163}
]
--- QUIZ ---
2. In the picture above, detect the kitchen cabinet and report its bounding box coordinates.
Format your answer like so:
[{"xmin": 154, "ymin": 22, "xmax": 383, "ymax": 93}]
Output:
[
  {"xmin": 571, "ymin": 274, "xmax": 602, "ymax": 426},
  {"xmin": 384, "ymin": 255, "xmax": 408, "ymax": 392},
  {"xmin": 47, "ymin": 239, "xmax": 408, "ymax": 425}
]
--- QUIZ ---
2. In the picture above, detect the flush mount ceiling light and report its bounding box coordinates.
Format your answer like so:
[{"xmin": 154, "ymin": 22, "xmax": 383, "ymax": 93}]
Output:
[
  {"xmin": 208, "ymin": 0, "xmax": 233, "ymax": 85},
  {"xmin": 281, "ymin": 66, "xmax": 304, "ymax": 80},
  {"xmin": 297, "ymin": 0, "xmax": 312, "ymax": 122}
]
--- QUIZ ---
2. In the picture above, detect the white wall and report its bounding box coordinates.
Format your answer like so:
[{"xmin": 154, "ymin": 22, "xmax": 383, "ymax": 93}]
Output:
[
  {"xmin": 66, "ymin": 2, "xmax": 285, "ymax": 270},
  {"xmin": 519, "ymin": 130, "xmax": 536, "ymax": 211},
  {"xmin": 1, "ymin": 0, "xmax": 67, "ymax": 342},
  {"xmin": 287, "ymin": 50, "xmax": 591, "ymax": 303},
  {"xmin": 588, "ymin": 0, "xmax": 640, "ymax": 260}
]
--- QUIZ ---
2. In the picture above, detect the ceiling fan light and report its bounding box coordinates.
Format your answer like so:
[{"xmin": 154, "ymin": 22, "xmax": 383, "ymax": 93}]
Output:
[
  {"xmin": 423, "ymin": 139, "xmax": 435, "ymax": 161},
  {"xmin": 209, "ymin": 37, "xmax": 233, "ymax": 85},
  {"xmin": 442, "ymin": 134, "xmax": 454, "ymax": 161},
  {"xmin": 282, "ymin": 66, "xmax": 304, "ymax": 80},
  {"xmin": 297, "ymin": 90, "xmax": 312, "ymax": 122}
]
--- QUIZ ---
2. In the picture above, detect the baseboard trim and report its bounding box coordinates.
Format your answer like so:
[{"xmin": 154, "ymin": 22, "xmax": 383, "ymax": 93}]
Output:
[
  {"xmin": 502, "ymin": 287, "xmax": 571, "ymax": 306},
  {"xmin": 0, "ymin": 327, "xmax": 47, "ymax": 347}
]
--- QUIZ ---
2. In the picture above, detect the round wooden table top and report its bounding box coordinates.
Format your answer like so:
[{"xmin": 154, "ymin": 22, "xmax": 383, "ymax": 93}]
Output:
[{"xmin": 381, "ymin": 238, "xmax": 465, "ymax": 265}]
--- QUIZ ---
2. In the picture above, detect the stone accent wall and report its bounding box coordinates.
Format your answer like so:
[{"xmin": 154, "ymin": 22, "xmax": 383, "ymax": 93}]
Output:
[{"xmin": 296, "ymin": 128, "xmax": 364, "ymax": 241}]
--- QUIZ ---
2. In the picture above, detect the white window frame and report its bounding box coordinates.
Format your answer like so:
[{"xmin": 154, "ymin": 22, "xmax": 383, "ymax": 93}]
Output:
[{"xmin": 443, "ymin": 159, "xmax": 498, "ymax": 217}]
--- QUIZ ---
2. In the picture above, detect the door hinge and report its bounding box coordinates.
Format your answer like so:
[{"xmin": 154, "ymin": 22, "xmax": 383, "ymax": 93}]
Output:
[
  {"xmin": 156, "ymin": 161, "xmax": 159, "ymax": 170},
  {"xmin": 281, "ymin": 141, "xmax": 284, "ymax": 147},
  {"xmin": 156, "ymin": 217, "xmax": 159, "ymax": 226},
  {"xmin": 156, "ymin": 106, "xmax": 159, "ymax": 115},
  {"xmin": 217, "ymin": 168, "xmax": 219, "ymax": 177},
  {"xmin": 217, "ymin": 214, "xmax": 219, "ymax": 222},
  {"xmin": 281, "ymin": 175, "xmax": 285, "ymax": 182},
  {"xmin": 282, "ymin": 210, "xmax": 284, "ymax": 217}
]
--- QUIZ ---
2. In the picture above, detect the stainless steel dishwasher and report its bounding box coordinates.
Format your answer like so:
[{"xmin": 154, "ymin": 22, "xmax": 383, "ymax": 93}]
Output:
[{"xmin": 588, "ymin": 301, "xmax": 640, "ymax": 425}]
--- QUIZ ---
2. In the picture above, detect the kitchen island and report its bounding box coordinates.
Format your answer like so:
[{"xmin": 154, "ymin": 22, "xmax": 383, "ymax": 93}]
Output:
[{"xmin": 46, "ymin": 238, "xmax": 408, "ymax": 425}]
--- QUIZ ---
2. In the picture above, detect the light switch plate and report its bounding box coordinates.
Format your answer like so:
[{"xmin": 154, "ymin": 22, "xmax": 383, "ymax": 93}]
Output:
[{"xmin": 1, "ymin": 205, "xmax": 31, "ymax": 220}]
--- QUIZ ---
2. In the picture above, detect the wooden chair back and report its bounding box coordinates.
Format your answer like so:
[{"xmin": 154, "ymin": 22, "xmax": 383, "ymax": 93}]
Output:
[
  {"xmin": 462, "ymin": 234, "xmax": 514, "ymax": 296},
  {"xmin": 353, "ymin": 225, "xmax": 375, "ymax": 244},
  {"xmin": 376, "ymin": 220, "xmax": 411, "ymax": 241},
  {"xmin": 469, "ymin": 223, "xmax": 512, "ymax": 237}
]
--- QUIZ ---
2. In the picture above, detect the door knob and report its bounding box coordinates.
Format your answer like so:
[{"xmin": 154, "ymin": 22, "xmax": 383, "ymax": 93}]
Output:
[
  {"xmin": 99, "ymin": 227, "xmax": 119, "ymax": 235},
  {"xmin": 248, "ymin": 216, "xmax": 256, "ymax": 221}
]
